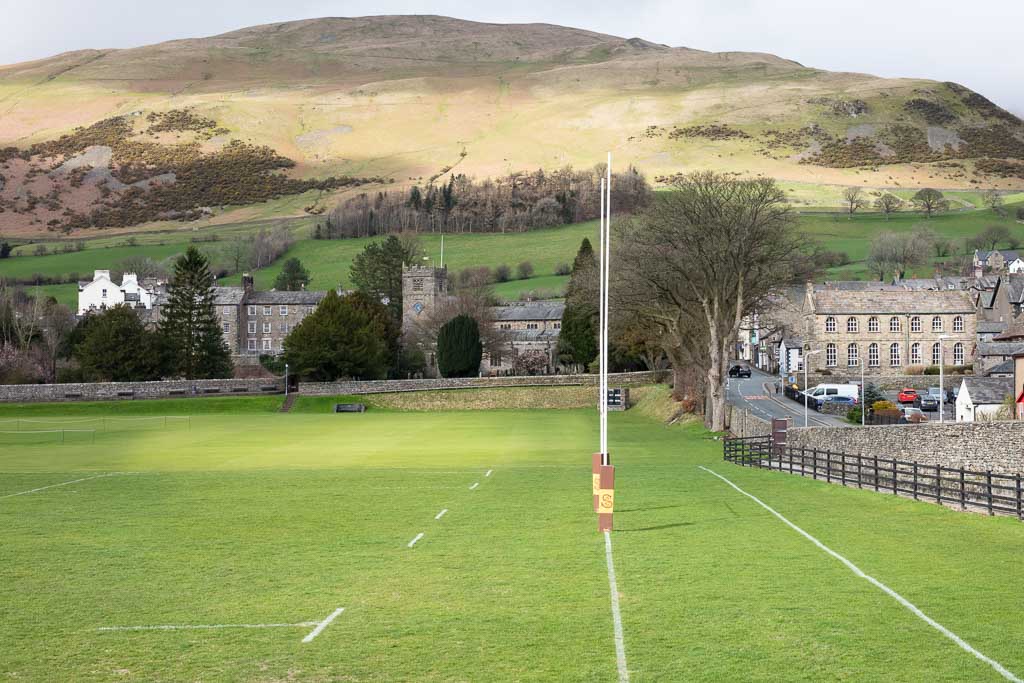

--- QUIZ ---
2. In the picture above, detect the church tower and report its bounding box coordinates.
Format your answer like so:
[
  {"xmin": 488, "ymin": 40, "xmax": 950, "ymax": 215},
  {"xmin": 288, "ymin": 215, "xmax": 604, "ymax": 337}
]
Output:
[{"xmin": 402, "ymin": 264, "xmax": 448, "ymax": 332}]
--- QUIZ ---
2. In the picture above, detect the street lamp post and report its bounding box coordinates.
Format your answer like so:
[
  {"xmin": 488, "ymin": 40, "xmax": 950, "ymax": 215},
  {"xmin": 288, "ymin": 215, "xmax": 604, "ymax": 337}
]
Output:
[
  {"xmin": 285, "ymin": 363, "xmax": 289, "ymax": 399},
  {"xmin": 937, "ymin": 335, "xmax": 949, "ymax": 424},
  {"xmin": 852, "ymin": 357, "xmax": 865, "ymax": 427},
  {"xmin": 803, "ymin": 348, "xmax": 822, "ymax": 428}
]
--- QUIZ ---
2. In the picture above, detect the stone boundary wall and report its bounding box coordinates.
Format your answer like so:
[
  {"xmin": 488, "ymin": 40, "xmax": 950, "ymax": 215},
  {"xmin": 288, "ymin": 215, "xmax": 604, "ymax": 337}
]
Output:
[
  {"xmin": 727, "ymin": 406, "xmax": 772, "ymax": 439},
  {"xmin": 805, "ymin": 373, "xmax": 971, "ymax": 391},
  {"xmin": 0, "ymin": 378, "xmax": 284, "ymax": 404},
  {"xmin": 299, "ymin": 371, "xmax": 669, "ymax": 396},
  {"xmin": 789, "ymin": 421, "xmax": 1024, "ymax": 474}
]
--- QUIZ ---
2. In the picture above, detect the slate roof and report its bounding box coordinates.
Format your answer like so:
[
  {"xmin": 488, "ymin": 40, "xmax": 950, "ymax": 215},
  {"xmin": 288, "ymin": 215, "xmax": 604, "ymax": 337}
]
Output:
[
  {"xmin": 977, "ymin": 321, "xmax": 1009, "ymax": 334},
  {"xmin": 960, "ymin": 377, "xmax": 1013, "ymax": 405},
  {"xmin": 811, "ymin": 289, "xmax": 975, "ymax": 315},
  {"xmin": 245, "ymin": 290, "xmax": 328, "ymax": 305},
  {"xmin": 212, "ymin": 287, "xmax": 246, "ymax": 306},
  {"xmin": 993, "ymin": 320, "xmax": 1024, "ymax": 341},
  {"xmin": 1006, "ymin": 276, "xmax": 1024, "ymax": 304},
  {"xmin": 977, "ymin": 250, "xmax": 1020, "ymax": 263},
  {"xmin": 780, "ymin": 338, "xmax": 803, "ymax": 348},
  {"xmin": 985, "ymin": 360, "xmax": 1015, "ymax": 376},
  {"xmin": 509, "ymin": 328, "xmax": 560, "ymax": 342},
  {"xmin": 490, "ymin": 301, "xmax": 565, "ymax": 322},
  {"xmin": 976, "ymin": 341, "xmax": 1024, "ymax": 357}
]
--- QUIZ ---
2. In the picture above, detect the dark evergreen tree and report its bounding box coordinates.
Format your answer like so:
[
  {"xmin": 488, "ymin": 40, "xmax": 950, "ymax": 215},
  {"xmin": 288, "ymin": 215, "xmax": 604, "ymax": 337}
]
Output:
[
  {"xmin": 159, "ymin": 246, "xmax": 233, "ymax": 379},
  {"xmin": 350, "ymin": 235, "xmax": 419, "ymax": 324},
  {"xmin": 282, "ymin": 290, "xmax": 390, "ymax": 380},
  {"xmin": 558, "ymin": 238, "xmax": 600, "ymax": 369},
  {"xmin": 0, "ymin": 242, "xmax": 12, "ymax": 259},
  {"xmin": 273, "ymin": 258, "xmax": 311, "ymax": 291},
  {"xmin": 436, "ymin": 314, "xmax": 482, "ymax": 378},
  {"xmin": 72, "ymin": 306, "xmax": 167, "ymax": 381}
]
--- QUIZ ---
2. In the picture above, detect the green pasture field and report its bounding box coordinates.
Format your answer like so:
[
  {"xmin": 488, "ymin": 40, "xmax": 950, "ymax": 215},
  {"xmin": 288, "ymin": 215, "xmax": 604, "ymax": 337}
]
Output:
[{"xmin": 2, "ymin": 393, "xmax": 1023, "ymax": 681}]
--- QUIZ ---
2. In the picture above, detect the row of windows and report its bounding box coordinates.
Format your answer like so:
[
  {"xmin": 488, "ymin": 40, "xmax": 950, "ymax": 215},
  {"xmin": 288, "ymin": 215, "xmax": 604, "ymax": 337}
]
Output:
[
  {"xmin": 246, "ymin": 305, "xmax": 315, "ymax": 317},
  {"xmin": 825, "ymin": 315, "xmax": 964, "ymax": 334},
  {"xmin": 824, "ymin": 342, "xmax": 965, "ymax": 367},
  {"xmin": 244, "ymin": 322, "xmax": 291, "ymax": 334},
  {"xmin": 497, "ymin": 322, "xmax": 562, "ymax": 330},
  {"xmin": 247, "ymin": 338, "xmax": 282, "ymax": 351}
]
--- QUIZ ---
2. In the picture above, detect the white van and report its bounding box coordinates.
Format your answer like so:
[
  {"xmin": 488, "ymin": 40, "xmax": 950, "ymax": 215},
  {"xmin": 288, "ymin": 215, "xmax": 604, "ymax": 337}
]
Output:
[{"xmin": 803, "ymin": 383, "xmax": 860, "ymax": 407}]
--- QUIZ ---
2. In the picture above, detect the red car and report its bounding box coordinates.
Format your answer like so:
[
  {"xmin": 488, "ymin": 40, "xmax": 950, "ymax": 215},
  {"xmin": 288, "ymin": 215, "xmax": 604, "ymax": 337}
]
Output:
[{"xmin": 897, "ymin": 388, "xmax": 919, "ymax": 404}]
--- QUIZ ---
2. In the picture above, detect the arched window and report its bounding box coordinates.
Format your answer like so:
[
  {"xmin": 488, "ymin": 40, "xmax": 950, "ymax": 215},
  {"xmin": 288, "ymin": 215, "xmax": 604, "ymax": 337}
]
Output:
[
  {"xmin": 932, "ymin": 342, "xmax": 941, "ymax": 366},
  {"xmin": 890, "ymin": 343, "xmax": 901, "ymax": 366},
  {"xmin": 847, "ymin": 343, "xmax": 859, "ymax": 367},
  {"xmin": 868, "ymin": 316, "xmax": 879, "ymax": 332},
  {"xmin": 953, "ymin": 342, "xmax": 964, "ymax": 366},
  {"xmin": 825, "ymin": 316, "xmax": 837, "ymax": 333},
  {"xmin": 911, "ymin": 342, "xmax": 922, "ymax": 365},
  {"xmin": 847, "ymin": 317, "xmax": 859, "ymax": 333},
  {"xmin": 868, "ymin": 343, "xmax": 880, "ymax": 367},
  {"xmin": 932, "ymin": 316, "xmax": 943, "ymax": 332},
  {"xmin": 953, "ymin": 315, "xmax": 964, "ymax": 333},
  {"xmin": 890, "ymin": 317, "xmax": 901, "ymax": 333},
  {"xmin": 910, "ymin": 316, "xmax": 921, "ymax": 332},
  {"xmin": 826, "ymin": 343, "xmax": 837, "ymax": 367}
]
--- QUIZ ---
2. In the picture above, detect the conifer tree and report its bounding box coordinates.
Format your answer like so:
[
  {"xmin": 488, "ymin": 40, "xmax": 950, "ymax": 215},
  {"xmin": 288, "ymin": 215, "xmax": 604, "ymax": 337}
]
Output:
[
  {"xmin": 273, "ymin": 258, "xmax": 311, "ymax": 291},
  {"xmin": 436, "ymin": 314, "xmax": 482, "ymax": 378},
  {"xmin": 558, "ymin": 238, "xmax": 599, "ymax": 370},
  {"xmin": 159, "ymin": 246, "xmax": 233, "ymax": 379}
]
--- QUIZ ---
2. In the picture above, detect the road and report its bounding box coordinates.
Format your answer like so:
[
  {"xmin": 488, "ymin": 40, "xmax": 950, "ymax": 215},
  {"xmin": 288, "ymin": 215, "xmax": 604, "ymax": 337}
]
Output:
[{"xmin": 726, "ymin": 368, "xmax": 848, "ymax": 428}]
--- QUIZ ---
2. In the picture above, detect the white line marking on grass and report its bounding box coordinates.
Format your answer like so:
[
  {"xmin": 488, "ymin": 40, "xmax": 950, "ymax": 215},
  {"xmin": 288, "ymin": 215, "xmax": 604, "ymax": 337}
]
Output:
[
  {"xmin": 698, "ymin": 466, "xmax": 1023, "ymax": 683},
  {"xmin": 99, "ymin": 621, "xmax": 318, "ymax": 632},
  {"xmin": 1, "ymin": 473, "xmax": 123, "ymax": 500},
  {"xmin": 408, "ymin": 532, "xmax": 424, "ymax": 548},
  {"xmin": 485, "ymin": 469, "xmax": 493, "ymax": 477},
  {"xmin": 604, "ymin": 531, "xmax": 629, "ymax": 683},
  {"xmin": 301, "ymin": 607, "xmax": 345, "ymax": 643},
  {"xmin": 435, "ymin": 509, "xmax": 448, "ymax": 520},
  {"xmin": 469, "ymin": 482, "xmax": 479, "ymax": 490}
]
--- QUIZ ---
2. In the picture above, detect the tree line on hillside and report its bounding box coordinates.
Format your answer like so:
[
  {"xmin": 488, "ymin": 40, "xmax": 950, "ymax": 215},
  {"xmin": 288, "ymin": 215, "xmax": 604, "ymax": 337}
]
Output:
[{"xmin": 316, "ymin": 166, "xmax": 652, "ymax": 239}]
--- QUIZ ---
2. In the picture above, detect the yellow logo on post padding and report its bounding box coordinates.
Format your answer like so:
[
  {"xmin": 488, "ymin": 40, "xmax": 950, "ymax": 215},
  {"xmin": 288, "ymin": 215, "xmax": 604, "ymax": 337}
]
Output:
[
  {"xmin": 592, "ymin": 473, "xmax": 601, "ymax": 495},
  {"xmin": 597, "ymin": 489, "xmax": 614, "ymax": 513}
]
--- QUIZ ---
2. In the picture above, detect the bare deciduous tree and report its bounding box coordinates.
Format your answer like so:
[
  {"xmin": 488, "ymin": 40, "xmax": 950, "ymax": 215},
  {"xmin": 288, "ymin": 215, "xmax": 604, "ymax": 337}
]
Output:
[
  {"xmin": 873, "ymin": 193, "xmax": 903, "ymax": 220},
  {"xmin": 843, "ymin": 187, "xmax": 868, "ymax": 217}
]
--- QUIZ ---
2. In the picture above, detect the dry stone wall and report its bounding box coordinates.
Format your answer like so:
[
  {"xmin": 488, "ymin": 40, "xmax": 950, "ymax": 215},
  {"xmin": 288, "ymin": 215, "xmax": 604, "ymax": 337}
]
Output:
[
  {"xmin": 727, "ymin": 406, "xmax": 772, "ymax": 438},
  {"xmin": 0, "ymin": 378, "xmax": 284, "ymax": 403},
  {"xmin": 299, "ymin": 371, "xmax": 669, "ymax": 396}
]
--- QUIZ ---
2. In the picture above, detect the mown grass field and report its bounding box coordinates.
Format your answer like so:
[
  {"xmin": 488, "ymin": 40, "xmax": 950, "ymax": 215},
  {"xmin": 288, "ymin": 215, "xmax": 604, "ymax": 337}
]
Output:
[{"xmin": 2, "ymin": 392, "xmax": 1023, "ymax": 681}]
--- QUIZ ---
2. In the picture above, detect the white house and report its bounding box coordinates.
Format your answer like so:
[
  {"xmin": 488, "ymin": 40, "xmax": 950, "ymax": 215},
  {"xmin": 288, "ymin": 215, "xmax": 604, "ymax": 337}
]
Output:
[
  {"xmin": 777, "ymin": 338, "xmax": 803, "ymax": 379},
  {"xmin": 77, "ymin": 270, "xmax": 157, "ymax": 315},
  {"xmin": 955, "ymin": 377, "xmax": 1012, "ymax": 422},
  {"xmin": 1009, "ymin": 258, "xmax": 1024, "ymax": 274}
]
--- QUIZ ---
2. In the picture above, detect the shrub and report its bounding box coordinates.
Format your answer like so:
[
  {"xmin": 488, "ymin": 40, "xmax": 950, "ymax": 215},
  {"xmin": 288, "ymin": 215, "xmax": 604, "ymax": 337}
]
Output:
[
  {"xmin": 905, "ymin": 365, "xmax": 926, "ymax": 375},
  {"xmin": 554, "ymin": 263, "xmax": 571, "ymax": 276},
  {"xmin": 33, "ymin": 244, "xmax": 47, "ymax": 256},
  {"xmin": 846, "ymin": 407, "xmax": 863, "ymax": 424},
  {"xmin": 923, "ymin": 365, "xmax": 940, "ymax": 375},
  {"xmin": 494, "ymin": 264, "xmax": 512, "ymax": 283},
  {"xmin": 516, "ymin": 261, "xmax": 535, "ymax": 280},
  {"xmin": 872, "ymin": 400, "xmax": 895, "ymax": 412}
]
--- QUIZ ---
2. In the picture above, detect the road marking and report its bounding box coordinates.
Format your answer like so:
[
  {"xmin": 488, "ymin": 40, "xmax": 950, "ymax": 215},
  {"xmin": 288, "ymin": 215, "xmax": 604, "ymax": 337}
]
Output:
[
  {"xmin": 435, "ymin": 509, "xmax": 448, "ymax": 520},
  {"xmin": 469, "ymin": 482, "xmax": 479, "ymax": 490},
  {"xmin": 604, "ymin": 531, "xmax": 629, "ymax": 682},
  {"xmin": 698, "ymin": 466, "xmax": 1022, "ymax": 683},
  {"xmin": 1, "ymin": 473, "xmax": 123, "ymax": 500},
  {"xmin": 99, "ymin": 621, "xmax": 318, "ymax": 632},
  {"xmin": 485, "ymin": 469, "xmax": 493, "ymax": 477},
  {"xmin": 301, "ymin": 607, "xmax": 345, "ymax": 644},
  {"xmin": 407, "ymin": 532, "xmax": 424, "ymax": 548}
]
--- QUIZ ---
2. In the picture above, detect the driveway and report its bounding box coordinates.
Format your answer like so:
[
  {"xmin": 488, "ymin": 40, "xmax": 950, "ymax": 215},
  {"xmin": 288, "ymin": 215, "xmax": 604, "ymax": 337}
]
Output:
[{"xmin": 726, "ymin": 367, "xmax": 849, "ymax": 428}]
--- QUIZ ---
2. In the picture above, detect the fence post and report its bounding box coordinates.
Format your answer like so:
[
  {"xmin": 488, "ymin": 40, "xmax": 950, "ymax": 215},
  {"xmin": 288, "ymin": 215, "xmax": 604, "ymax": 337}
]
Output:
[
  {"xmin": 826, "ymin": 450, "xmax": 832, "ymax": 483},
  {"xmin": 800, "ymin": 447, "xmax": 807, "ymax": 477},
  {"xmin": 856, "ymin": 454, "xmax": 862, "ymax": 489},
  {"xmin": 892, "ymin": 459, "xmax": 898, "ymax": 496},
  {"xmin": 935, "ymin": 464, "xmax": 942, "ymax": 504},
  {"xmin": 987, "ymin": 471, "xmax": 993, "ymax": 516},
  {"xmin": 812, "ymin": 449, "xmax": 818, "ymax": 480},
  {"xmin": 840, "ymin": 455, "xmax": 846, "ymax": 487},
  {"xmin": 960, "ymin": 468, "xmax": 966, "ymax": 510},
  {"xmin": 912, "ymin": 462, "xmax": 918, "ymax": 500},
  {"xmin": 873, "ymin": 456, "xmax": 879, "ymax": 492},
  {"xmin": 1017, "ymin": 473, "xmax": 1022, "ymax": 521}
]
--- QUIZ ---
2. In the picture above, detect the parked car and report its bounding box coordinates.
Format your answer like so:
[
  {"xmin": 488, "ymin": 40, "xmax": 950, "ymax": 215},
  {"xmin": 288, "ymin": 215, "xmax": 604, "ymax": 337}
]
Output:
[
  {"xmin": 728, "ymin": 364, "xmax": 751, "ymax": 378},
  {"xmin": 897, "ymin": 388, "xmax": 919, "ymax": 404},
  {"xmin": 918, "ymin": 387, "xmax": 942, "ymax": 412},
  {"xmin": 803, "ymin": 383, "xmax": 860, "ymax": 403},
  {"xmin": 899, "ymin": 406, "xmax": 929, "ymax": 424},
  {"xmin": 817, "ymin": 395, "xmax": 857, "ymax": 411},
  {"xmin": 945, "ymin": 386, "xmax": 959, "ymax": 404}
]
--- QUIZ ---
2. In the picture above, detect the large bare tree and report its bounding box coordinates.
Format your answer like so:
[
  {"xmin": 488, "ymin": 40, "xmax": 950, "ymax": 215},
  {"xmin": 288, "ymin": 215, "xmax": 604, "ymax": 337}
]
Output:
[{"xmin": 614, "ymin": 172, "xmax": 805, "ymax": 431}]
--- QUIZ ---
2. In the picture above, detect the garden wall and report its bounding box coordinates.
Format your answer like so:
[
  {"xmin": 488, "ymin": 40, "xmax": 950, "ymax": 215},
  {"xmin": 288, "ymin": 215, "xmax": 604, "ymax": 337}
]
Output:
[
  {"xmin": 727, "ymin": 406, "xmax": 772, "ymax": 438},
  {"xmin": 0, "ymin": 378, "xmax": 284, "ymax": 403},
  {"xmin": 299, "ymin": 371, "xmax": 669, "ymax": 396},
  {"xmin": 789, "ymin": 421, "xmax": 1024, "ymax": 474},
  {"xmin": 805, "ymin": 373, "xmax": 970, "ymax": 391}
]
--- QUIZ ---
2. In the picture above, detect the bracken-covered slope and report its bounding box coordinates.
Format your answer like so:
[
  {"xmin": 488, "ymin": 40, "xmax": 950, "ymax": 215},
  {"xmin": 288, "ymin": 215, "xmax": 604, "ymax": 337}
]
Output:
[{"xmin": 0, "ymin": 15, "xmax": 1021, "ymax": 236}]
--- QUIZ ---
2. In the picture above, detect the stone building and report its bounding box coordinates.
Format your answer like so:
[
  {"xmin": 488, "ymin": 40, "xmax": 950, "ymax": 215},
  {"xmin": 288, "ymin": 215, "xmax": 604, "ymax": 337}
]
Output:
[{"xmin": 802, "ymin": 284, "xmax": 977, "ymax": 375}]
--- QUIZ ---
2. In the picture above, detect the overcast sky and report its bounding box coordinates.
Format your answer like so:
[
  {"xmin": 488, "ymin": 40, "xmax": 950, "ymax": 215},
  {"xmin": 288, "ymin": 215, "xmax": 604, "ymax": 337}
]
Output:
[{"xmin": 4, "ymin": 0, "xmax": 1022, "ymax": 115}]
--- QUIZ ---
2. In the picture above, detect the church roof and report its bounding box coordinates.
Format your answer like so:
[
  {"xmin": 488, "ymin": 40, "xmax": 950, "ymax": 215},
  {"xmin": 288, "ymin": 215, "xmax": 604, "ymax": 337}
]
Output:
[{"xmin": 491, "ymin": 301, "xmax": 565, "ymax": 322}]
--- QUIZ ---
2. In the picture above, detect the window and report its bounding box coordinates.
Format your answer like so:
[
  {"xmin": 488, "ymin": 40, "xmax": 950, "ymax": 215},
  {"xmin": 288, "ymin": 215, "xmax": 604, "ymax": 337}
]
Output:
[
  {"xmin": 889, "ymin": 317, "xmax": 901, "ymax": 333},
  {"xmin": 262, "ymin": 338, "xmax": 272, "ymax": 351},
  {"xmin": 279, "ymin": 322, "xmax": 289, "ymax": 333},
  {"xmin": 911, "ymin": 342, "xmax": 922, "ymax": 365},
  {"xmin": 910, "ymin": 316, "xmax": 921, "ymax": 332},
  {"xmin": 932, "ymin": 342, "xmax": 941, "ymax": 366},
  {"xmin": 262, "ymin": 322, "xmax": 271, "ymax": 334},
  {"xmin": 248, "ymin": 305, "xmax": 256, "ymax": 316},
  {"xmin": 847, "ymin": 317, "xmax": 858, "ymax": 333},
  {"xmin": 247, "ymin": 322, "xmax": 256, "ymax": 334},
  {"xmin": 826, "ymin": 343, "xmax": 837, "ymax": 367},
  {"xmin": 847, "ymin": 343, "xmax": 858, "ymax": 367},
  {"xmin": 890, "ymin": 343, "xmax": 901, "ymax": 366},
  {"xmin": 932, "ymin": 316, "xmax": 943, "ymax": 332},
  {"xmin": 101, "ymin": 288, "xmax": 107, "ymax": 298},
  {"xmin": 247, "ymin": 338, "xmax": 256, "ymax": 351},
  {"xmin": 413, "ymin": 278, "xmax": 424, "ymax": 292},
  {"xmin": 868, "ymin": 316, "xmax": 879, "ymax": 332},
  {"xmin": 953, "ymin": 315, "xmax": 964, "ymax": 332},
  {"xmin": 263, "ymin": 306, "xmax": 272, "ymax": 316},
  {"xmin": 868, "ymin": 343, "xmax": 880, "ymax": 367},
  {"xmin": 490, "ymin": 353, "xmax": 502, "ymax": 367},
  {"xmin": 553, "ymin": 322, "xmax": 561, "ymax": 329},
  {"xmin": 222, "ymin": 322, "xmax": 230, "ymax": 334},
  {"xmin": 825, "ymin": 316, "xmax": 837, "ymax": 333},
  {"xmin": 280, "ymin": 305, "xmax": 288, "ymax": 316},
  {"xmin": 306, "ymin": 305, "xmax": 314, "ymax": 314},
  {"xmin": 953, "ymin": 342, "xmax": 964, "ymax": 366},
  {"xmin": 527, "ymin": 323, "xmax": 538, "ymax": 330},
  {"xmin": 500, "ymin": 323, "xmax": 512, "ymax": 330}
]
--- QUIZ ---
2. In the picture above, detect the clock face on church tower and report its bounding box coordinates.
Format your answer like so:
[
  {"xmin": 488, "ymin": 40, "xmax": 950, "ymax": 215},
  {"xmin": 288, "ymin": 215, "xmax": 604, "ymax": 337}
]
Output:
[{"xmin": 412, "ymin": 302, "xmax": 424, "ymax": 315}]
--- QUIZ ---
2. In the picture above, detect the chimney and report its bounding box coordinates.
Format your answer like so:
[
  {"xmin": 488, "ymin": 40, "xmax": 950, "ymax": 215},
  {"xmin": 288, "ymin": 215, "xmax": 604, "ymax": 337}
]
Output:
[
  {"xmin": 242, "ymin": 273, "xmax": 254, "ymax": 295},
  {"xmin": 94, "ymin": 269, "xmax": 110, "ymax": 282}
]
